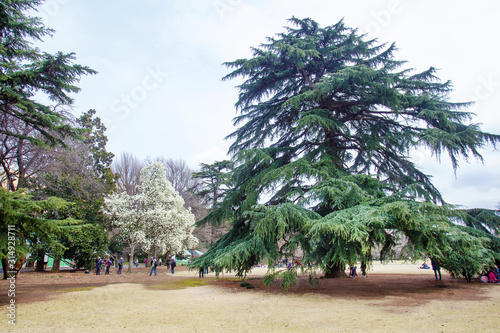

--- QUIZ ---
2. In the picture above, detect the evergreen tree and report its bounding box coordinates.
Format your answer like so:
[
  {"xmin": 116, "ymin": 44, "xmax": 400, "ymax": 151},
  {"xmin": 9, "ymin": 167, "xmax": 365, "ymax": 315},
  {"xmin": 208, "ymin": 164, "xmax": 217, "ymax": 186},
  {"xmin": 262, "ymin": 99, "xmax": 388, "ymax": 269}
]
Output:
[
  {"xmin": 192, "ymin": 18, "xmax": 500, "ymax": 281},
  {"xmin": 0, "ymin": 0, "xmax": 96, "ymax": 148},
  {"xmin": 191, "ymin": 160, "xmax": 234, "ymax": 247},
  {"xmin": 0, "ymin": 188, "xmax": 79, "ymax": 278},
  {"xmin": 459, "ymin": 208, "xmax": 500, "ymax": 236},
  {"xmin": 192, "ymin": 160, "xmax": 234, "ymax": 210}
]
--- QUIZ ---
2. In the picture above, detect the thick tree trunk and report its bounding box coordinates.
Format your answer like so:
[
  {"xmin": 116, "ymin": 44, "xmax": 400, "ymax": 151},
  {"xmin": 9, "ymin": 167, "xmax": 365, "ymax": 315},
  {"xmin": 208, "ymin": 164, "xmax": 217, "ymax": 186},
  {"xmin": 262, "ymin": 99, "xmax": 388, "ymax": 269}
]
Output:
[
  {"xmin": 323, "ymin": 263, "xmax": 347, "ymax": 278},
  {"xmin": 35, "ymin": 259, "xmax": 46, "ymax": 272},
  {"xmin": 33, "ymin": 250, "xmax": 46, "ymax": 272},
  {"xmin": 50, "ymin": 259, "xmax": 61, "ymax": 272},
  {"xmin": 2, "ymin": 257, "xmax": 9, "ymax": 280}
]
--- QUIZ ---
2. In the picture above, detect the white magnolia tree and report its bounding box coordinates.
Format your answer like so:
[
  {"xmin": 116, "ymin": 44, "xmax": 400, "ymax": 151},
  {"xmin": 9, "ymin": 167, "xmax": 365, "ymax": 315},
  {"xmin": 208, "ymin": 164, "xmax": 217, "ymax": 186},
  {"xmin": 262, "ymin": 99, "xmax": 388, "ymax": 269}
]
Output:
[
  {"xmin": 107, "ymin": 162, "xmax": 198, "ymax": 271},
  {"xmin": 106, "ymin": 192, "xmax": 148, "ymax": 272}
]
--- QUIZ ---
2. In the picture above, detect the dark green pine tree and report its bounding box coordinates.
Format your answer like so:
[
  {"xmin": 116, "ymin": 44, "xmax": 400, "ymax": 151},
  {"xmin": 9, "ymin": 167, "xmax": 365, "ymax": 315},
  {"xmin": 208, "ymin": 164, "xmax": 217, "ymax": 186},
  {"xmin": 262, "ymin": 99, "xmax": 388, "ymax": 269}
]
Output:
[
  {"xmin": 0, "ymin": 188, "xmax": 80, "ymax": 279},
  {"xmin": 192, "ymin": 160, "xmax": 234, "ymax": 209},
  {"xmin": 0, "ymin": 0, "xmax": 97, "ymax": 273},
  {"xmin": 191, "ymin": 160, "xmax": 234, "ymax": 247},
  {"xmin": 459, "ymin": 208, "xmax": 500, "ymax": 236},
  {"xmin": 0, "ymin": 0, "xmax": 96, "ymax": 147},
  {"xmin": 192, "ymin": 18, "xmax": 500, "ymax": 282}
]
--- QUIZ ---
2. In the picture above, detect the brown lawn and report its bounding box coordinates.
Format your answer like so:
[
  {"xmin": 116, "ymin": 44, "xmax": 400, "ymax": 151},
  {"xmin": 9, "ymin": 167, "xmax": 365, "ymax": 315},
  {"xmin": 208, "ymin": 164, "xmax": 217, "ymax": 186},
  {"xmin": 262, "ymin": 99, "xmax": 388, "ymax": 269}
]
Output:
[{"xmin": 1, "ymin": 262, "xmax": 500, "ymax": 332}]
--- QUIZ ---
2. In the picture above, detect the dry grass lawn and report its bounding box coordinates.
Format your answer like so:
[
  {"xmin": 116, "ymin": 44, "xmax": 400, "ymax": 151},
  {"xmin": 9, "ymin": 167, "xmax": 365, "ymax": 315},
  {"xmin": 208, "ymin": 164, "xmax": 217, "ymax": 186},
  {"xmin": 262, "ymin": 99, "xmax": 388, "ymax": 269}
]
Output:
[{"xmin": 1, "ymin": 262, "xmax": 500, "ymax": 332}]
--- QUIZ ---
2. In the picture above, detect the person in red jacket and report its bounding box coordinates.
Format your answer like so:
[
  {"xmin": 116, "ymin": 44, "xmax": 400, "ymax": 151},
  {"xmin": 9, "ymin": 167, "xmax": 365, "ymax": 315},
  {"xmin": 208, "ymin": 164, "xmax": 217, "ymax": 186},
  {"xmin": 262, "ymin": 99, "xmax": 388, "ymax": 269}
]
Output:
[{"xmin": 488, "ymin": 270, "xmax": 498, "ymax": 283}]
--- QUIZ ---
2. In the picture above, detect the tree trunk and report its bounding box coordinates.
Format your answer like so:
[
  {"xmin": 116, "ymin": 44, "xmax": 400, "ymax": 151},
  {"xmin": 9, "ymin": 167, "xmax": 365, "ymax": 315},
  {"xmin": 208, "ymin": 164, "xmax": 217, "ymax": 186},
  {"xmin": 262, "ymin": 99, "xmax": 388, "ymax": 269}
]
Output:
[
  {"xmin": 323, "ymin": 263, "xmax": 347, "ymax": 278},
  {"xmin": 146, "ymin": 250, "xmax": 151, "ymax": 267},
  {"xmin": 128, "ymin": 246, "xmax": 136, "ymax": 273},
  {"xmin": 35, "ymin": 259, "xmax": 46, "ymax": 272},
  {"xmin": 50, "ymin": 259, "xmax": 61, "ymax": 272},
  {"xmin": 210, "ymin": 225, "xmax": 214, "ymax": 245},
  {"xmin": 2, "ymin": 257, "xmax": 9, "ymax": 280},
  {"xmin": 2, "ymin": 257, "xmax": 26, "ymax": 279}
]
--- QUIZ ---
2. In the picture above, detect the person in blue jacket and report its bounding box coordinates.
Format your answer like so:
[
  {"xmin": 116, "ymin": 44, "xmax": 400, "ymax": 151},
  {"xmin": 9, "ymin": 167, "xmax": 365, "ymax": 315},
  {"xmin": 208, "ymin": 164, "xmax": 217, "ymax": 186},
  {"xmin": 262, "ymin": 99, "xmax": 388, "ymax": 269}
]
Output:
[
  {"xmin": 170, "ymin": 258, "xmax": 176, "ymax": 274},
  {"xmin": 150, "ymin": 257, "xmax": 158, "ymax": 276},
  {"xmin": 96, "ymin": 257, "xmax": 102, "ymax": 275},
  {"xmin": 117, "ymin": 257, "xmax": 124, "ymax": 275},
  {"xmin": 431, "ymin": 258, "xmax": 441, "ymax": 280}
]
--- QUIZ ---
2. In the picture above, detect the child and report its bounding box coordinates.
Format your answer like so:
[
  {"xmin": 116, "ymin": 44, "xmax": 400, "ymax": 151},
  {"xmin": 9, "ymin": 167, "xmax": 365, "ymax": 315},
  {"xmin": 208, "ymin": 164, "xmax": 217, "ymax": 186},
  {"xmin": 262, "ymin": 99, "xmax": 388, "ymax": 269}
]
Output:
[{"xmin": 349, "ymin": 266, "xmax": 357, "ymax": 278}]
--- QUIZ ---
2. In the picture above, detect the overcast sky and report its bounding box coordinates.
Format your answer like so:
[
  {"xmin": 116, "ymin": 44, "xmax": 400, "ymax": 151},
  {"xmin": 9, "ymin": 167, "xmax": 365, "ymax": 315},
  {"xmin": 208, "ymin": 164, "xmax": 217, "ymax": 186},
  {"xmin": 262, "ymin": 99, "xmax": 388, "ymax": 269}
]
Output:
[{"xmin": 34, "ymin": 0, "xmax": 499, "ymax": 209}]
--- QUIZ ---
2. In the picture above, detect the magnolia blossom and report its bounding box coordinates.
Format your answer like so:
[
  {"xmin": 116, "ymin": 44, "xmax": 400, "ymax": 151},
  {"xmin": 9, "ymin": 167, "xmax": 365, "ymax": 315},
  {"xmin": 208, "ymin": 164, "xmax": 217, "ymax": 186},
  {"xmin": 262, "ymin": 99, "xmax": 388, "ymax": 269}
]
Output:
[
  {"xmin": 106, "ymin": 192, "xmax": 149, "ymax": 247},
  {"xmin": 107, "ymin": 162, "xmax": 198, "ymax": 259}
]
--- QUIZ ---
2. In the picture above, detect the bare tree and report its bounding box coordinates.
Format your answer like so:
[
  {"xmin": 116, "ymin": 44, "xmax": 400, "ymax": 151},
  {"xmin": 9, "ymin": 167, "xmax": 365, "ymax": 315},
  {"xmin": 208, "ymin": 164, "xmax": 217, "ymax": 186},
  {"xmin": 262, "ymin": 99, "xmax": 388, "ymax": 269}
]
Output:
[
  {"xmin": 0, "ymin": 114, "xmax": 53, "ymax": 191},
  {"xmin": 112, "ymin": 152, "xmax": 143, "ymax": 195}
]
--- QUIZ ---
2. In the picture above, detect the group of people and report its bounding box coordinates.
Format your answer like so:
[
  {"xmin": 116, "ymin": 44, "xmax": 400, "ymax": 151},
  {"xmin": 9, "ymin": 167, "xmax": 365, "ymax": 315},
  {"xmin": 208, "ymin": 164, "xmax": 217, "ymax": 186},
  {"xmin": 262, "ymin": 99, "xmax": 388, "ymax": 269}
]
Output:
[
  {"xmin": 96, "ymin": 256, "xmax": 176, "ymax": 276},
  {"xmin": 93, "ymin": 255, "xmax": 500, "ymax": 283},
  {"xmin": 418, "ymin": 259, "xmax": 441, "ymax": 280},
  {"xmin": 481, "ymin": 265, "xmax": 500, "ymax": 283},
  {"xmin": 95, "ymin": 256, "xmax": 125, "ymax": 275},
  {"xmin": 198, "ymin": 265, "xmax": 213, "ymax": 278},
  {"xmin": 423, "ymin": 259, "xmax": 500, "ymax": 283},
  {"xmin": 149, "ymin": 257, "xmax": 176, "ymax": 276},
  {"xmin": 349, "ymin": 261, "xmax": 367, "ymax": 278}
]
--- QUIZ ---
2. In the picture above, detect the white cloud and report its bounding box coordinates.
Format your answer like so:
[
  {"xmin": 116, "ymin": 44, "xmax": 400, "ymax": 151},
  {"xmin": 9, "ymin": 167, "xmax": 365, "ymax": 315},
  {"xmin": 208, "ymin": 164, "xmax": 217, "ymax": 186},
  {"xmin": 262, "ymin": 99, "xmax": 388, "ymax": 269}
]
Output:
[{"xmin": 186, "ymin": 145, "xmax": 230, "ymax": 169}]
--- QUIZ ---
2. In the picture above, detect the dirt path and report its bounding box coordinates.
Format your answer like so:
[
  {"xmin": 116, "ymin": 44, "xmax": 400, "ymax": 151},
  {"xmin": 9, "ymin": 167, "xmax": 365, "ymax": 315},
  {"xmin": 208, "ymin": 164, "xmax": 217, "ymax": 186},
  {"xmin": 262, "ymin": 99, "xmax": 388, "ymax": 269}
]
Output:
[{"xmin": 2, "ymin": 263, "xmax": 500, "ymax": 332}]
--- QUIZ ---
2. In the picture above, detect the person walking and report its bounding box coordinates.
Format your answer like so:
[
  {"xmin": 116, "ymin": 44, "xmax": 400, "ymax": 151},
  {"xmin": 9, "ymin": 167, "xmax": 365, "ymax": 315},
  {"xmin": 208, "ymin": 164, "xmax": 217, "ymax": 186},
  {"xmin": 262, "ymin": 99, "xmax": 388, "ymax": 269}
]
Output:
[
  {"xmin": 361, "ymin": 260, "xmax": 367, "ymax": 277},
  {"xmin": 117, "ymin": 257, "xmax": 124, "ymax": 275},
  {"xmin": 96, "ymin": 257, "xmax": 102, "ymax": 275},
  {"xmin": 150, "ymin": 257, "xmax": 158, "ymax": 276},
  {"xmin": 199, "ymin": 266, "xmax": 204, "ymax": 278},
  {"xmin": 170, "ymin": 258, "xmax": 176, "ymax": 274},
  {"xmin": 431, "ymin": 258, "xmax": 441, "ymax": 280}
]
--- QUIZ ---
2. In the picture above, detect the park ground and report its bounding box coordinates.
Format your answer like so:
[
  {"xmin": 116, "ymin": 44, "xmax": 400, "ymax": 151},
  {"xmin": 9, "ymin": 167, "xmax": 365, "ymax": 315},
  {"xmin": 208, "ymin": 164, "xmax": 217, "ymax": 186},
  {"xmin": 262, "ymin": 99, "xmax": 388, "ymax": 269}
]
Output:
[{"xmin": 1, "ymin": 262, "xmax": 499, "ymax": 332}]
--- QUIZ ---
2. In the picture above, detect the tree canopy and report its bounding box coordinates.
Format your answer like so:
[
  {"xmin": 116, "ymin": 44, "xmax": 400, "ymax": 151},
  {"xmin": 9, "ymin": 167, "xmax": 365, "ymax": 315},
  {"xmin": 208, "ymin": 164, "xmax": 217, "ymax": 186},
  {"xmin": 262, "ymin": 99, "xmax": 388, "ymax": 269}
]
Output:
[
  {"xmin": 0, "ymin": 0, "xmax": 96, "ymax": 147},
  {"xmin": 0, "ymin": 187, "xmax": 80, "ymax": 278},
  {"xmin": 0, "ymin": 1, "xmax": 101, "ymax": 275},
  {"xmin": 29, "ymin": 110, "xmax": 117, "ymax": 270},
  {"xmin": 192, "ymin": 160, "xmax": 234, "ymax": 210},
  {"xmin": 191, "ymin": 17, "xmax": 500, "ymax": 282},
  {"xmin": 107, "ymin": 162, "xmax": 198, "ymax": 271}
]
